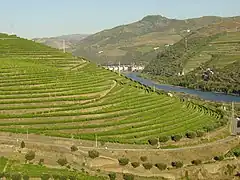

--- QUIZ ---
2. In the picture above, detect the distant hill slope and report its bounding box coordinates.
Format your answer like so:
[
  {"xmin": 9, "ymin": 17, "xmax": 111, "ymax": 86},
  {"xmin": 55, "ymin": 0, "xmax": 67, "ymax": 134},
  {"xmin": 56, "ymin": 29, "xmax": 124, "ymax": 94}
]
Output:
[
  {"xmin": 73, "ymin": 15, "xmax": 235, "ymax": 65},
  {"xmin": 33, "ymin": 34, "xmax": 89, "ymax": 52},
  {"xmin": 143, "ymin": 17, "xmax": 240, "ymax": 95}
]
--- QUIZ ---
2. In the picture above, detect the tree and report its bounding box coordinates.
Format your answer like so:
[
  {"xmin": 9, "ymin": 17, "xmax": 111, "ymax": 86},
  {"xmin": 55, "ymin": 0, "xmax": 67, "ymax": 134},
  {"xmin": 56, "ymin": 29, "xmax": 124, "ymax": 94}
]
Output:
[
  {"xmin": 70, "ymin": 145, "xmax": 78, "ymax": 152},
  {"xmin": 159, "ymin": 136, "xmax": 169, "ymax": 143},
  {"xmin": 142, "ymin": 163, "xmax": 153, "ymax": 170},
  {"xmin": 148, "ymin": 138, "xmax": 158, "ymax": 146},
  {"xmin": 155, "ymin": 163, "xmax": 167, "ymax": 170},
  {"xmin": 25, "ymin": 150, "xmax": 35, "ymax": 162},
  {"xmin": 59, "ymin": 175, "xmax": 68, "ymax": 180},
  {"xmin": 0, "ymin": 173, "xmax": 4, "ymax": 179},
  {"xmin": 131, "ymin": 162, "xmax": 140, "ymax": 168},
  {"xmin": 40, "ymin": 173, "xmax": 51, "ymax": 180},
  {"xmin": 52, "ymin": 174, "xmax": 60, "ymax": 180},
  {"xmin": 118, "ymin": 158, "xmax": 129, "ymax": 166},
  {"xmin": 196, "ymin": 130, "xmax": 205, "ymax": 137},
  {"xmin": 171, "ymin": 134, "xmax": 182, "ymax": 142},
  {"xmin": 108, "ymin": 172, "xmax": 116, "ymax": 180},
  {"xmin": 171, "ymin": 161, "xmax": 183, "ymax": 168},
  {"xmin": 191, "ymin": 159, "xmax": 202, "ymax": 165},
  {"xmin": 140, "ymin": 156, "xmax": 147, "ymax": 162},
  {"xmin": 68, "ymin": 175, "xmax": 77, "ymax": 180},
  {"xmin": 38, "ymin": 158, "xmax": 44, "ymax": 166},
  {"xmin": 57, "ymin": 158, "xmax": 68, "ymax": 166},
  {"xmin": 186, "ymin": 131, "xmax": 197, "ymax": 139},
  {"xmin": 23, "ymin": 174, "xmax": 29, "ymax": 180},
  {"xmin": 214, "ymin": 155, "xmax": 224, "ymax": 161},
  {"xmin": 123, "ymin": 173, "xmax": 134, "ymax": 180},
  {"xmin": 11, "ymin": 173, "xmax": 22, "ymax": 180},
  {"xmin": 233, "ymin": 149, "xmax": 240, "ymax": 157},
  {"xmin": 88, "ymin": 150, "xmax": 99, "ymax": 159},
  {"xmin": 20, "ymin": 141, "xmax": 25, "ymax": 148}
]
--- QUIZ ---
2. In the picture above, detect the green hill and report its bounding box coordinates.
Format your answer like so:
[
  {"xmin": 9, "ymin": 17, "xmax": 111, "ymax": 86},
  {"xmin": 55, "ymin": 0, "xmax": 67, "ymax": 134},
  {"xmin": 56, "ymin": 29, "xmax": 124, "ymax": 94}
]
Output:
[
  {"xmin": 143, "ymin": 17, "xmax": 240, "ymax": 95},
  {"xmin": 0, "ymin": 33, "xmax": 225, "ymax": 144},
  {"xmin": 73, "ymin": 15, "xmax": 235, "ymax": 65}
]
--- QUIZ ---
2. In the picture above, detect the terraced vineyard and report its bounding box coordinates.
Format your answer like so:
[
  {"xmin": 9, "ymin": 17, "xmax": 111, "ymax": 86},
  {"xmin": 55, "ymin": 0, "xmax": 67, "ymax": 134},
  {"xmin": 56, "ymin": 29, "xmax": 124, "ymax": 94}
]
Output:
[
  {"xmin": 185, "ymin": 31, "xmax": 240, "ymax": 71},
  {"xmin": 0, "ymin": 33, "xmax": 224, "ymax": 144}
]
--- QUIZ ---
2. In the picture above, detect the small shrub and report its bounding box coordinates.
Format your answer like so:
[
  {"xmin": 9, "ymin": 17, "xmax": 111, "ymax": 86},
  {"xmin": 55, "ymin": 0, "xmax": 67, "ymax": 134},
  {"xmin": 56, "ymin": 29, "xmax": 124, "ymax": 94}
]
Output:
[
  {"xmin": 142, "ymin": 163, "xmax": 153, "ymax": 170},
  {"xmin": 3, "ymin": 172, "xmax": 10, "ymax": 178},
  {"xmin": 191, "ymin": 159, "xmax": 202, "ymax": 165},
  {"xmin": 20, "ymin": 141, "xmax": 25, "ymax": 148},
  {"xmin": 140, "ymin": 156, "xmax": 147, "ymax": 162},
  {"xmin": 214, "ymin": 155, "xmax": 224, "ymax": 161},
  {"xmin": 159, "ymin": 136, "xmax": 169, "ymax": 143},
  {"xmin": 0, "ymin": 173, "xmax": 4, "ymax": 178},
  {"xmin": 88, "ymin": 150, "xmax": 99, "ymax": 159},
  {"xmin": 131, "ymin": 162, "xmax": 140, "ymax": 168},
  {"xmin": 23, "ymin": 174, "xmax": 29, "ymax": 180},
  {"xmin": 71, "ymin": 145, "xmax": 78, "ymax": 152},
  {"xmin": 38, "ymin": 158, "xmax": 44, "ymax": 165},
  {"xmin": 57, "ymin": 158, "xmax": 68, "ymax": 166},
  {"xmin": 186, "ymin": 131, "xmax": 197, "ymax": 139},
  {"xmin": 25, "ymin": 150, "xmax": 35, "ymax": 162},
  {"xmin": 171, "ymin": 161, "xmax": 183, "ymax": 168},
  {"xmin": 171, "ymin": 134, "xmax": 182, "ymax": 142},
  {"xmin": 59, "ymin": 175, "xmax": 68, "ymax": 180},
  {"xmin": 196, "ymin": 130, "xmax": 205, "ymax": 137},
  {"xmin": 233, "ymin": 149, "xmax": 240, "ymax": 157},
  {"xmin": 41, "ymin": 173, "xmax": 51, "ymax": 180},
  {"xmin": 68, "ymin": 175, "xmax": 77, "ymax": 180},
  {"xmin": 52, "ymin": 174, "xmax": 60, "ymax": 180},
  {"xmin": 108, "ymin": 172, "xmax": 116, "ymax": 180},
  {"xmin": 203, "ymin": 125, "xmax": 214, "ymax": 132},
  {"xmin": 118, "ymin": 158, "xmax": 129, "ymax": 166},
  {"xmin": 123, "ymin": 173, "xmax": 134, "ymax": 180},
  {"xmin": 155, "ymin": 163, "xmax": 167, "ymax": 170},
  {"xmin": 148, "ymin": 138, "xmax": 158, "ymax": 146},
  {"xmin": 11, "ymin": 173, "xmax": 22, "ymax": 180}
]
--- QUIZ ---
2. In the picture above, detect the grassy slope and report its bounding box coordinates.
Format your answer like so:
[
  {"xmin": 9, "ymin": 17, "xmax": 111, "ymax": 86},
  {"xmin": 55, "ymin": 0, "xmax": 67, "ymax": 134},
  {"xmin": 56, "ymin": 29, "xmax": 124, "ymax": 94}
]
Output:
[
  {"xmin": 73, "ymin": 15, "xmax": 232, "ymax": 65},
  {"xmin": 144, "ymin": 18, "xmax": 240, "ymax": 95},
  {"xmin": 0, "ymin": 157, "xmax": 105, "ymax": 180},
  {"xmin": 0, "ymin": 33, "xmax": 225, "ymax": 144}
]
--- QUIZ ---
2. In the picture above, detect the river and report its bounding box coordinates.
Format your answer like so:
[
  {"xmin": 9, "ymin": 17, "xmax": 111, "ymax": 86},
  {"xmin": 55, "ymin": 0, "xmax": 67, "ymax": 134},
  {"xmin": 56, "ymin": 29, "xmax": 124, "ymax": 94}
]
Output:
[{"xmin": 125, "ymin": 73, "xmax": 240, "ymax": 103}]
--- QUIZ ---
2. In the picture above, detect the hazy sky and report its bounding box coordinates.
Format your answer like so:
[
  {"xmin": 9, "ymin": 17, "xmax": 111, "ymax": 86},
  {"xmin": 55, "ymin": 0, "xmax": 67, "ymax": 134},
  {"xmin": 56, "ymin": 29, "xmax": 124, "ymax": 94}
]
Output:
[{"xmin": 0, "ymin": 0, "xmax": 239, "ymax": 38}]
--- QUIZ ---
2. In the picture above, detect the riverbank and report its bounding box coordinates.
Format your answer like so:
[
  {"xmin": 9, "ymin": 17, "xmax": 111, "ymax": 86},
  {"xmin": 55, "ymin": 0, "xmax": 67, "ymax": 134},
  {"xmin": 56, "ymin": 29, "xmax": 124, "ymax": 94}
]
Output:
[{"xmin": 125, "ymin": 72, "xmax": 240, "ymax": 103}]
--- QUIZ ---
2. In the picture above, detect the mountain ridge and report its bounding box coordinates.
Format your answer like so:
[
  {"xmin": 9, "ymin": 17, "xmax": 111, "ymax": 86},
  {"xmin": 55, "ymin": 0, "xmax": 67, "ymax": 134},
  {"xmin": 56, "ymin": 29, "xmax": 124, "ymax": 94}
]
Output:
[
  {"xmin": 33, "ymin": 34, "xmax": 89, "ymax": 51},
  {"xmin": 73, "ymin": 15, "xmax": 239, "ymax": 65}
]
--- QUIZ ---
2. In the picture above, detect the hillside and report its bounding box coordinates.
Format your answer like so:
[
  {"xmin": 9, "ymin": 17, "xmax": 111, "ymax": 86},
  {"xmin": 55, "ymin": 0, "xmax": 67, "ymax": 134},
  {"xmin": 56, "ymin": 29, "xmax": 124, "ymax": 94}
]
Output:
[
  {"xmin": 0, "ymin": 33, "xmax": 225, "ymax": 144},
  {"xmin": 73, "ymin": 15, "xmax": 235, "ymax": 65},
  {"xmin": 33, "ymin": 34, "xmax": 89, "ymax": 52},
  {"xmin": 143, "ymin": 17, "xmax": 240, "ymax": 95}
]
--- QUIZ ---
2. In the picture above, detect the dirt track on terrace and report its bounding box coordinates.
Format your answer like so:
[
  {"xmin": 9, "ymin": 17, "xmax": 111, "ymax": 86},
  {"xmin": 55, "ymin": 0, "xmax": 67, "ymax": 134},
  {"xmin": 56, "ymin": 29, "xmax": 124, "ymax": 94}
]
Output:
[{"xmin": 0, "ymin": 132, "xmax": 239, "ymax": 179}]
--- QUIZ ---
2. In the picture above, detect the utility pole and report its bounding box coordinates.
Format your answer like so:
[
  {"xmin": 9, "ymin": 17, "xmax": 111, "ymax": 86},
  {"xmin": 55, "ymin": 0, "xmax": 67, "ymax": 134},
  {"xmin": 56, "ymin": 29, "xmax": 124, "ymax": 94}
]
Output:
[
  {"xmin": 62, "ymin": 40, "xmax": 66, "ymax": 53},
  {"xmin": 118, "ymin": 61, "xmax": 121, "ymax": 76},
  {"xmin": 231, "ymin": 101, "xmax": 236, "ymax": 135},
  {"xmin": 95, "ymin": 134, "xmax": 98, "ymax": 148},
  {"xmin": 185, "ymin": 37, "xmax": 188, "ymax": 51},
  {"xmin": 27, "ymin": 128, "xmax": 28, "ymax": 140}
]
